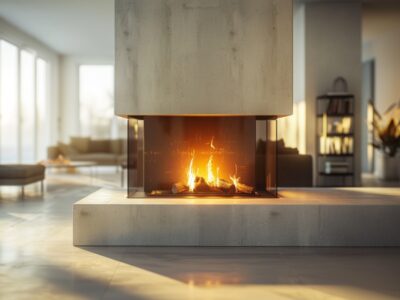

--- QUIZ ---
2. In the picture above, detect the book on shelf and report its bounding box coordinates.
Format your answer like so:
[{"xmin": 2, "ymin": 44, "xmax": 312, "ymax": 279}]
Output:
[{"xmin": 326, "ymin": 98, "xmax": 351, "ymax": 115}]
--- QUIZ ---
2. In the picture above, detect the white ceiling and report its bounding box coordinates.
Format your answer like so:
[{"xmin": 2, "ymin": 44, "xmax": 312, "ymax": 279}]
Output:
[
  {"xmin": 0, "ymin": 0, "xmax": 114, "ymax": 57},
  {"xmin": 0, "ymin": 0, "xmax": 397, "ymax": 58}
]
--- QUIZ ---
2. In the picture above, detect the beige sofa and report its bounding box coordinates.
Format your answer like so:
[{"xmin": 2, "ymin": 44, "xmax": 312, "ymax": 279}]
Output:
[{"xmin": 47, "ymin": 137, "xmax": 127, "ymax": 166}]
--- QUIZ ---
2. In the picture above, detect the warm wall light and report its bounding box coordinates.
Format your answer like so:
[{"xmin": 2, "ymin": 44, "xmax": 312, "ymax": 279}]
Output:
[{"xmin": 278, "ymin": 101, "xmax": 306, "ymax": 154}]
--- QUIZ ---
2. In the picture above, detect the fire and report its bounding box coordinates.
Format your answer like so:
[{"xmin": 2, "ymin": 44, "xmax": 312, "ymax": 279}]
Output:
[
  {"xmin": 216, "ymin": 167, "xmax": 220, "ymax": 187},
  {"xmin": 229, "ymin": 174, "xmax": 240, "ymax": 192},
  {"xmin": 188, "ymin": 138, "xmax": 238, "ymax": 189},
  {"xmin": 207, "ymin": 155, "xmax": 215, "ymax": 185},
  {"xmin": 210, "ymin": 136, "xmax": 216, "ymax": 150},
  {"xmin": 177, "ymin": 138, "xmax": 254, "ymax": 195},
  {"xmin": 187, "ymin": 152, "xmax": 196, "ymax": 192},
  {"xmin": 229, "ymin": 164, "xmax": 240, "ymax": 192}
]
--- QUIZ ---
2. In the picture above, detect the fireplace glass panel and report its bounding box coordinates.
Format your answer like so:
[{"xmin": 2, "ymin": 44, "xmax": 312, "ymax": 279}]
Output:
[{"xmin": 128, "ymin": 116, "xmax": 277, "ymax": 198}]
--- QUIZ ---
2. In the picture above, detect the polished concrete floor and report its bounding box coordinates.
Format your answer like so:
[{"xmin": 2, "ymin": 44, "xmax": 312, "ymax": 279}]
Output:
[{"xmin": 1, "ymin": 172, "xmax": 400, "ymax": 299}]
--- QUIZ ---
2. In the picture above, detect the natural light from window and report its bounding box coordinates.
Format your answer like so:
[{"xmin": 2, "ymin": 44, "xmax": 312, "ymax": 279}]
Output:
[
  {"xmin": 0, "ymin": 40, "xmax": 49, "ymax": 163},
  {"xmin": 0, "ymin": 40, "xmax": 18, "ymax": 163},
  {"xmin": 79, "ymin": 65, "xmax": 124, "ymax": 139},
  {"xmin": 21, "ymin": 50, "xmax": 35, "ymax": 162}
]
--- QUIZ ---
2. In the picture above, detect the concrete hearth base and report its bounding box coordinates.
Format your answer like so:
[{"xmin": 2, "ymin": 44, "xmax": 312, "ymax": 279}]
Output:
[{"xmin": 73, "ymin": 188, "xmax": 400, "ymax": 246}]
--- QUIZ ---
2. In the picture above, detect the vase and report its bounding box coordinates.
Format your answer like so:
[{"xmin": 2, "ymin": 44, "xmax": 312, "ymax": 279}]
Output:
[{"xmin": 374, "ymin": 150, "xmax": 399, "ymax": 181}]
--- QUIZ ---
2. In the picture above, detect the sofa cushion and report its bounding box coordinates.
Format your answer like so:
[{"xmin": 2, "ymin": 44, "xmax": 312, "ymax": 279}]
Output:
[
  {"xmin": 279, "ymin": 147, "xmax": 299, "ymax": 155},
  {"xmin": 122, "ymin": 138, "xmax": 128, "ymax": 153},
  {"xmin": 58, "ymin": 142, "xmax": 78, "ymax": 157},
  {"xmin": 117, "ymin": 154, "xmax": 128, "ymax": 165},
  {"xmin": 69, "ymin": 153, "xmax": 117, "ymax": 165},
  {"xmin": 70, "ymin": 137, "xmax": 90, "ymax": 153},
  {"xmin": 47, "ymin": 146, "xmax": 60, "ymax": 160},
  {"xmin": 110, "ymin": 139, "xmax": 122, "ymax": 155},
  {"xmin": 89, "ymin": 140, "xmax": 110, "ymax": 153},
  {"xmin": 256, "ymin": 139, "xmax": 299, "ymax": 155},
  {"xmin": 0, "ymin": 164, "xmax": 45, "ymax": 179}
]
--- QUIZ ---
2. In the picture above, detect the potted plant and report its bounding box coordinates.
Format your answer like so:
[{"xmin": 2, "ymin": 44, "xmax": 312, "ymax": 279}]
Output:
[{"xmin": 371, "ymin": 101, "xmax": 400, "ymax": 180}]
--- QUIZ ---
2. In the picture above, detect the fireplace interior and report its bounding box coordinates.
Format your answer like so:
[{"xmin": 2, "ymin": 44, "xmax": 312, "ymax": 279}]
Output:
[{"xmin": 128, "ymin": 116, "xmax": 277, "ymax": 198}]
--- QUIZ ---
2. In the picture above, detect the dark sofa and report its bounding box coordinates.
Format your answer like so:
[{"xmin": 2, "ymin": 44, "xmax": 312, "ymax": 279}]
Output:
[{"xmin": 257, "ymin": 139, "xmax": 313, "ymax": 187}]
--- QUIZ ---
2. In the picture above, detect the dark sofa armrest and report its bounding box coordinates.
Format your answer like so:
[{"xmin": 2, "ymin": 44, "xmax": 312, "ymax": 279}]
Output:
[{"xmin": 278, "ymin": 154, "xmax": 313, "ymax": 187}]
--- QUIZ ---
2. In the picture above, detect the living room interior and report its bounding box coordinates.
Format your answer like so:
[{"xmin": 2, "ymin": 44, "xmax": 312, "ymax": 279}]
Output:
[{"xmin": 0, "ymin": 0, "xmax": 400, "ymax": 299}]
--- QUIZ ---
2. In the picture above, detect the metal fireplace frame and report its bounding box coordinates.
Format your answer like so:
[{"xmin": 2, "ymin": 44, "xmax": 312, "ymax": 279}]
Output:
[{"xmin": 127, "ymin": 116, "xmax": 278, "ymax": 198}]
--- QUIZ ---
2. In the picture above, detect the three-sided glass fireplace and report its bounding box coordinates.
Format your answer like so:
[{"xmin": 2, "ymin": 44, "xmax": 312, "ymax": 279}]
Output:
[{"xmin": 127, "ymin": 116, "xmax": 277, "ymax": 198}]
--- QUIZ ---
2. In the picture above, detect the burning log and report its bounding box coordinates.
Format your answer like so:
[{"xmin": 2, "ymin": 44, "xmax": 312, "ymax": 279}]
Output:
[
  {"xmin": 235, "ymin": 182, "xmax": 254, "ymax": 194},
  {"xmin": 194, "ymin": 176, "xmax": 213, "ymax": 193},
  {"xmin": 218, "ymin": 179, "xmax": 235, "ymax": 194},
  {"xmin": 171, "ymin": 176, "xmax": 254, "ymax": 195},
  {"xmin": 172, "ymin": 182, "xmax": 189, "ymax": 194}
]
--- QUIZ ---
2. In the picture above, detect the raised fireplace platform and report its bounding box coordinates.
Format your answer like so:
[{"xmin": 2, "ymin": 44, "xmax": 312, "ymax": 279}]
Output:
[{"xmin": 73, "ymin": 188, "xmax": 400, "ymax": 246}]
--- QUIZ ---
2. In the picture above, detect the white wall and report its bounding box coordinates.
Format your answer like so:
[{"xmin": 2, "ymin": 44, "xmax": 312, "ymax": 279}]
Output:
[
  {"xmin": 304, "ymin": 2, "xmax": 362, "ymax": 186},
  {"xmin": 59, "ymin": 55, "xmax": 114, "ymax": 141},
  {"xmin": 0, "ymin": 16, "xmax": 60, "ymax": 146},
  {"xmin": 278, "ymin": 1, "xmax": 306, "ymax": 154},
  {"xmin": 281, "ymin": 1, "xmax": 362, "ymax": 185},
  {"xmin": 362, "ymin": 3, "xmax": 400, "ymax": 112}
]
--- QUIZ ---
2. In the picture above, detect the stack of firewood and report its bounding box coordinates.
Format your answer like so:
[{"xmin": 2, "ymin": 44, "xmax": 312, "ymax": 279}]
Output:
[{"xmin": 172, "ymin": 176, "xmax": 253, "ymax": 194}]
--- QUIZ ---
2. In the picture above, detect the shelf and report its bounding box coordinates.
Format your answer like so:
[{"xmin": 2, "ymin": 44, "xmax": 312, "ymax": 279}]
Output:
[
  {"xmin": 318, "ymin": 154, "xmax": 354, "ymax": 157},
  {"xmin": 319, "ymin": 172, "xmax": 354, "ymax": 176},
  {"xmin": 317, "ymin": 94, "xmax": 354, "ymax": 99},
  {"xmin": 316, "ymin": 93, "xmax": 355, "ymax": 187},
  {"xmin": 318, "ymin": 133, "xmax": 353, "ymax": 137},
  {"xmin": 317, "ymin": 113, "xmax": 354, "ymax": 117}
]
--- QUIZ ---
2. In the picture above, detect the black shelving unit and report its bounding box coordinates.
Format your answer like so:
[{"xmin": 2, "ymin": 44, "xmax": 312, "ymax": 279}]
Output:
[{"xmin": 316, "ymin": 93, "xmax": 355, "ymax": 187}]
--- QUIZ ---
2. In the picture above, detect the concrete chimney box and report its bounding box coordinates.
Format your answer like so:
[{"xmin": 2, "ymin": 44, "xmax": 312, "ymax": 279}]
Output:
[{"xmin": 115, "ymin": 0, "xmax": 293, "ymax": 117}]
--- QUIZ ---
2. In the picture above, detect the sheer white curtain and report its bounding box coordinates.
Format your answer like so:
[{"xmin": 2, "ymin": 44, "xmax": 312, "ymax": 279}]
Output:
[
  {"xmin": 0, "ymin": 40, "xmax": 18, "ymax": 163},
  {"xmin": 0, "ymin": 40, "xmax": 49, "ymax": 163}
]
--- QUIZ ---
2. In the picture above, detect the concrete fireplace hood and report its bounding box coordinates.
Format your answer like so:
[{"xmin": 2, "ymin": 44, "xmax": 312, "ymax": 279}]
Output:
[{"xmin": 115, "ymin": 0, "xmax": 293, "ymax": 117}]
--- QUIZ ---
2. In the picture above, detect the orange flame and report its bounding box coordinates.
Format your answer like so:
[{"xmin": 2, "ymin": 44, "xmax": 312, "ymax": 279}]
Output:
[
  {"xmin": 230, "ymin": 164, "xmax": 240, "ymax": 191},
  {"xmin": 207, "ymin": 155, "xmax": 215, "ymax": 185},
  {"xmin": 187, "ymin": 152, "xmax": 196, "ymax": 192},
  {"xmin": 186, "ymin": 138, "xmax": 246, "ymax": 192},
  {"xmin": 229, "ymin": 175, "xmax": 240, "ymax": 192},
  {"xmin": 210, "ymin": 136, "xmax": 216, "ymax": 150},
  {"xmin": 216, "ymin": 167, "xmax": 220, "ymax": 187}
]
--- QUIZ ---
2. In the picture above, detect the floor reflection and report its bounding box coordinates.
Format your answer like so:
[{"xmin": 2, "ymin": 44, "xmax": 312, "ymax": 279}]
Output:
[{"xmin": 1, "ymin": 173, "xmax": 400, "ymax": 300}]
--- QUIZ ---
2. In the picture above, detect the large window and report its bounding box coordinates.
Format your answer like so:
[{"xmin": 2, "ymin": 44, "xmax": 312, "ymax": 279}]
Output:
[
  {"xmin": 79, "ymin": 65, "xmax": 124, "ymax": 138},
  {"xmin": 20, "ymin": 50, "xmax": 36, "ymax": 162},
  {"xmin": 36, "ymin": 58, "xmax": 48, "ymax": 160},
  {"xmin": 0, "ymin": 40, "xmax": 49, "ymax": 163},
  {"xmin": 0, "ymin": 41, "xmax": 19, "ymax": 163}
]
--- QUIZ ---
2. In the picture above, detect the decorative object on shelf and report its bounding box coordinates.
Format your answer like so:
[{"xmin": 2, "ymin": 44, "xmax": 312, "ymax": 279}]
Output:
[
  {"xmin": 371, "ymin": 101, "xmax": 400, "ymax": 180},
  {"xmin": 325, "ymin": 161, "xmax": 350, "ymax": 174},
  {"xmin": 316, "ymin": 77, "xmax": 355, "ymax": 186},
  {"xmin": 331, "ymin": 76, "xmax": 348, "ymax": 94}
]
